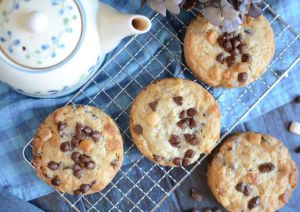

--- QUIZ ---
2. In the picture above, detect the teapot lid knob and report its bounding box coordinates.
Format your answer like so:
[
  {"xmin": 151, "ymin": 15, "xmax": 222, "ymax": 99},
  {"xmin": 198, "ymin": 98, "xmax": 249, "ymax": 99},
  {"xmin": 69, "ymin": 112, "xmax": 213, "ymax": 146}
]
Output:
[
  {"xmin": 27, "ymin": 11, "xmax": 49, "ymax": 33},
  {"xmin": 0, "ymin": 0, "xmax": 83, "ymax": 69}
]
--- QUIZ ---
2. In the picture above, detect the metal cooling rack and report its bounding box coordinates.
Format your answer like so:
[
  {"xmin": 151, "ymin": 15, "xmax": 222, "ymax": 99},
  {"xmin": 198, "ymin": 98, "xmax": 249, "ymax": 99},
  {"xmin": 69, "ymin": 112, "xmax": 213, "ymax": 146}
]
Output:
[{"xmin": 23, "ymin": 2, "xmax": 300, "ymax": 212}]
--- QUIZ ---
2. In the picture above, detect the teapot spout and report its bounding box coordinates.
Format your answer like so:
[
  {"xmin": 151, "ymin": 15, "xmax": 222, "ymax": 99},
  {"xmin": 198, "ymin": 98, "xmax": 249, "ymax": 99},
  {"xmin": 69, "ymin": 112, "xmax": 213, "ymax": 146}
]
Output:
[{"xmin": 98, "ymin": 3, "xmax": 151, "ymax": 55}]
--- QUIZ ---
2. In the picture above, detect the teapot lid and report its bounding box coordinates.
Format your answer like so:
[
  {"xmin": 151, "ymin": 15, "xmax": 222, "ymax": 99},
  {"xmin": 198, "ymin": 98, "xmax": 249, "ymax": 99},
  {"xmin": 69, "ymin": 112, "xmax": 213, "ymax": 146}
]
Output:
[{"xmin": 0, "ymin": 0, "xmax": 82, "ymax": 69}]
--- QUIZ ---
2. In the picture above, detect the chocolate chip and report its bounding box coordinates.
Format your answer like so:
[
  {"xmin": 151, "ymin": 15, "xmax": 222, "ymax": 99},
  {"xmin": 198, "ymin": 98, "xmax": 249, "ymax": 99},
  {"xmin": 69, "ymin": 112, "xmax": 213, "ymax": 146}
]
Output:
[
  {"xmin": 248, "ymin": 196, "xmax": 260, "ymax": 209},
  {"xmin": 235, "ymin": 182, "xmax": 246, "ymax": 193},
  {"xmin": 57, "ymin": 122, "xmax": 67, "ymax": 131},
  {"xmin": 295, "ymin": 146, "xmax": 300, "ymax": 153},
  {"xmin": 190, "ymin": 188, "xmax": 202, "ymax": 201},
  {"xmin": 76, "ymin": 123, "xmax": 84, "ymax": 132},
  {"xmin": 149, "ymin": 101, "xmax": 158, "ymax": 111},
  {"xmin": 294, "ymin": 96, "xmax": 300, "ymax": 103},
  {"xmin": 234, "ymin": 33, "xmax": 242, "ymax": 41},
  {"xmin": 216, "ymin": 53, "xmax": 225, "ymax": 64},
  {"xmin": 85, "ymin": 161, "xmax": 95, "ymax": 170},
  {"xmin": 177, "ymin": 119, "xmax": 189, "ymax": 129},
  {"xmin": 60, "ymin": 142, "xmax": 71, "ymax": 152},
  {"xmin": 217, "ymin": 36, "xmax": 225, "ymax": 46},
  {"xmin": 51, "ymin": 176, "xmax": 60, "ymax": 186},
  {"xmin": 187, "ymin": 108, "xmax": 197, "ymax": 117},
  {"xmin": 70, "ymin": 144, "xmax": 75, "ymax": 151},
  {"xmin": 153, "ymin": 155, "xmax": 162, "ymax": 162},
  {"xmin": 244, "ymin": 185, "xmax": 252, "ymax": 196},
  {"xmin": 230, "ymin": 48, "xmax": 239, "ymax": 56},
  {"xmin": 182, "ymin": 158, "xmax": 190, "ymax": 167},
  {"xmin": 173, "ymin": 96, "xmax": 183, "ymax": 106},
  {"xmin": 79, "ymin": 154, "xmax": 91, "ymax": 163},
  {"xmin": 182, "ymin": 0, "xmax": 198, "ymax": 10},
  {"xmin": 202, "ymin": 208, "xmax": 212, "ymax": 212},
  {"xmin": 184, "ymin": 134, "xmax": 199, "ymax": 146},
  {"xmin": 232, "ymin": 39, "xmax": 241, "ymax": 48},
  {"xmin": 244, "ymin": 28, "xmax": 253, "ymax": 35},
  {"xmin": 223, "ymin": 32, "xmax": 232, "ymax": 40},
  {"xmin": 83, "ymin": 127, "xmax": 92, "ymax": 136},
  {"xmin": 91, "ymin": 131, "xmax": 101, "ymax": 142},
  {"xmin": 238, "ymin": 43, "xmax": 247, "ymax": 54},
  {"xmin": 71, "ymin": 152, "xmax": 81, "ymax": 162},
  {"xmin": 73, "ymin": 169, "xmax": 83, "ymax": 179},
  {"xmin": 226, "ymin": 55, "xmax": 235, "ymax": 67},
  {"xmin": 80, "ymin": 184, "xmax": 90, "ymax": 194},
  {"xmin": 111, "ymin": 159, "xmax": 119, "ymax": 168},
  {"xmin": 179, "ymin": 110, "xmax": 186, "ymax": 119},
  {"xmin": 242, "ymin": 53, "xmax": 251, "ymax": 63},
  {"xmin": 47, "ymin": 161, "xmax": 60, "ymax": 170},
  {"xmin": 238, "ymin": 72, "xmax": 248, "ymax": 83},
  {"xmin": 173, "ymin": 157, "xmax": 182, "ymax": 166},
  {"xmin": 73, "ymin": 163, "xmax": 81, "ymax": 171},
  {"xmin": 71, "ymin": 137, "xmax": 80, "ymax": 148},
  {"xmin": 74, "ymin": 189, "xmax": 83, "ymax": 195},
  {"xmin": 236, "ymin": 182, "xmax": 252, "ymax": 196},
  {"xmin": 258, "ymin": 162, "xmax": 275, "ymax": 173},
  {"xmin": 212, "ymin": 207, "xmax": 221, "ymax": 212},
  {"xmin": 169, "ymin": 134, "xmax": 180, "ymax": 147},
  {"xmin": 75, "ymin": 131, "xmax": 86, "ymax": 141},
  {"xmin": 189, "ymin": 118, "xmax": 197, "ymax": 128},
  {"xmin": 185, "ymin": 149, "xmax": 196, "ymax": 158},
  {"xmin": 134, "ymin": 124, "xmax": 143, "ymax": 135},
  {"xmin": 223, "ymin": 40, "xmax": 232, "ymax": 52}
]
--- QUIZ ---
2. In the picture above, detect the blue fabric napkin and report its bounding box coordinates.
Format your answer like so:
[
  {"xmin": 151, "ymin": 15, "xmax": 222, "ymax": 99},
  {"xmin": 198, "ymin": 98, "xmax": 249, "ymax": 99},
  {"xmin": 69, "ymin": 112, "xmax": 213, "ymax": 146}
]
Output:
[
  {"xmin": 0, "ymin": 0, "xmax": 299, "ymax": 203},
  {"xmin": 0, "ymin": 188, "xmax": 43, "ymax": 212}
]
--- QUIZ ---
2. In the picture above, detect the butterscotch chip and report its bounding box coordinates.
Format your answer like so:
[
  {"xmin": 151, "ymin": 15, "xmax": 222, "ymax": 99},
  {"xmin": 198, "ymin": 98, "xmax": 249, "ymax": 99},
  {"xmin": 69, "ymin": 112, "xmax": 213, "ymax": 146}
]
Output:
[
  {"xmin": 145, "ymin": 112, "xmax": 160, "ymax": 126},
  {"xmin": 104, "ymin": 123, "xmax": 117, "ymax": 136},
  {"xmin": 107, "ymin": 139, "xmax": 121, "ymax": 151},
  {"xmin": 207, "ymin": 132, "xmax": 298, "ymax": 212},
  {"xmin": 130, "ymin": 78, "xmax": 221, "ymax": 167},
  {"xmin": 206, "ymin": 29, "xmax": 218, "ymax": 44},
  {"xmin": 184, "ymin": 15, "xmax": 275, "ymax": 88},
  {"xmin": 39, "ymin": 128, "xmax": 52, "ymax": 141},
  {"xmin": 79, "ymin": 139, "xmax": 94, "ymax": 153},
  {"xmin": 33, "ymin": 105, "xmax": 124, "ymax": 195},
  {"xmin": 53, "ymin": 108, "xmax": 67, "ymax": 123}
]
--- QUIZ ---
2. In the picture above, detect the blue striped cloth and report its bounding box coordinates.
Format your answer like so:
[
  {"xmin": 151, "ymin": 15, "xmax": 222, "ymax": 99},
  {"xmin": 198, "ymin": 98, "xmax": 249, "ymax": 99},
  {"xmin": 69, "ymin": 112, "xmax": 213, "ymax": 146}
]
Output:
[{"xmin": 0, "ymin": 0, "xmax": 299, "ymax": 202}]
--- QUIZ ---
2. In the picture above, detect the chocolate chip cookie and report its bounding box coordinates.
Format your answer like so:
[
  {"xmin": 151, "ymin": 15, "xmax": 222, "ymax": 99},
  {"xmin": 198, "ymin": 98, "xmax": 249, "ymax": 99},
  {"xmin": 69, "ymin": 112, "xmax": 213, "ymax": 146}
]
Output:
[
  {"xmin": 184, "ymin": 15, "xmax": 275, "ymax": 88},
  {"xmin": 33, "ymin": 105, "xmax": 123, "ymax": 195},
  {"xmin": 207, "ymin": 132, "xmax": 298, "ymax": 211},
  {"xmin": 130, "ymin": 78, "xmax": 221, "ymax": 167}
]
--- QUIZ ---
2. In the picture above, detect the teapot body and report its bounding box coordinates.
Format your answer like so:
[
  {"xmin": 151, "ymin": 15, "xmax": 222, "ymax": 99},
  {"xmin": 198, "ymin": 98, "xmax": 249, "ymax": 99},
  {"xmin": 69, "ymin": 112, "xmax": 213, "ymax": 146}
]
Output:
[
  {"xmin": 0, "ymin": 0, "xmax": 151, "ymax": 98},
  {"xmin": 0, "ymin": 0, "xmax": 104, "ymax": 98}
]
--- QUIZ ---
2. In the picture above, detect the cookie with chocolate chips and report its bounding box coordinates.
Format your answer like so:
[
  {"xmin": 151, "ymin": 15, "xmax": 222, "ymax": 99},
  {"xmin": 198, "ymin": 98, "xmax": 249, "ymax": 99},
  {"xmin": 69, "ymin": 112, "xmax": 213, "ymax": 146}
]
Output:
[
  {"xmin": 207, "ymin": 132, "xmax": 298, "ymax": 211},
  {"xmin": 33, "ymin": 105, "xmax": 123, "ymax": 195},
  {"xmin": 184, "ymin": 15, "xmax": 275, "ymax": 88},
  {"xmin": 130, "ymin": 78, "xmax": 221, "ymax": 167}
]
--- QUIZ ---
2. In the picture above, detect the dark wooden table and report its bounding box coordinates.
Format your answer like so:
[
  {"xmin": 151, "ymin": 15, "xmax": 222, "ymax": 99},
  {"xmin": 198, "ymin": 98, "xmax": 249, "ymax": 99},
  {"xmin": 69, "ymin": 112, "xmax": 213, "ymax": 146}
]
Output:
[{"xmin": 30, "ymin": 99, "xmax": 300, "ymax": 211}]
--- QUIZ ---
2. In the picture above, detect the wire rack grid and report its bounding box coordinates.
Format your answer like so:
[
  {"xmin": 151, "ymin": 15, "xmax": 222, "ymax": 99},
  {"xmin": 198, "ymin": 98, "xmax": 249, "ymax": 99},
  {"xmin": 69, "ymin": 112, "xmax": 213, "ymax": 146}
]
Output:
[{"xmin": 23, "ymin": 2, "xmax": 300, "ymax": 212}]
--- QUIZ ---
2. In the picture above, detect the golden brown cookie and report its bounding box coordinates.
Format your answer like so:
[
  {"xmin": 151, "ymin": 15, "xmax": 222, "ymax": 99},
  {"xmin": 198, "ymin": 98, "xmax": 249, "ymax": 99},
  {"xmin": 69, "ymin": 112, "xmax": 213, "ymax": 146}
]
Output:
[
  {"xmin": 33, "ymin": 105, "xmax": 123, "ymax": 195},
  {"xmin": 130, "ymin": 78, "xmax": 221, "ymax": 167},
  {"xmin": 207, "ymin": 132, "xmax": 298, "ymax": 212},
  {"xmin": 184, "ymin": 15, "xmax": 275, "ymax": 88}
]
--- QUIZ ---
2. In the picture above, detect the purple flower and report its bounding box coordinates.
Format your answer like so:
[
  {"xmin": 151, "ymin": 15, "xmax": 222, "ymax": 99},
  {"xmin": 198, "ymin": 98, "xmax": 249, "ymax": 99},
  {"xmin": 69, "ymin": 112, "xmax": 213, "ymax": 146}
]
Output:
[
  {"xmin": 201, "ymin": 0, "xmax": 263, "ymax": 32},
  {"xmin": 145, "ymin": 0, "xmax": 183, "ymax": 16}
]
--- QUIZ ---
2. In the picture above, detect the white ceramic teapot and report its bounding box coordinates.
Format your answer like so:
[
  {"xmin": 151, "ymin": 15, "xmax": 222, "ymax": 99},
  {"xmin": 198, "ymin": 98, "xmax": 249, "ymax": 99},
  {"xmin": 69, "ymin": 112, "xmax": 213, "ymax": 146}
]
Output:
[{"xmin": 0, "ymin": 0, "xmax": 151, "ymax": 98}]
